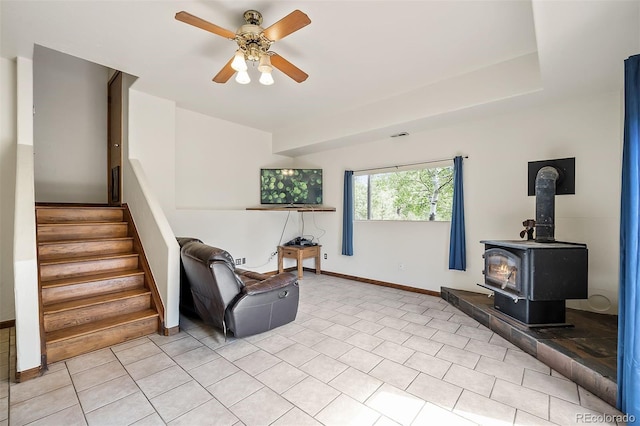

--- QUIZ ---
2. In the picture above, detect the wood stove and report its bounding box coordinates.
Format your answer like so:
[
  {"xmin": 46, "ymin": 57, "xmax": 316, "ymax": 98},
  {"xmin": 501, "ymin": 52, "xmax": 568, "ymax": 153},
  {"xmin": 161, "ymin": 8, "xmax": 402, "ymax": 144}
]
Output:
[
  {"xmin": 478, "ymin": 165, "xmax": 589, "ymax": 325},
  {"xmin": 479, "ymin": 240, "xmax": 588, "ymax": 324}
]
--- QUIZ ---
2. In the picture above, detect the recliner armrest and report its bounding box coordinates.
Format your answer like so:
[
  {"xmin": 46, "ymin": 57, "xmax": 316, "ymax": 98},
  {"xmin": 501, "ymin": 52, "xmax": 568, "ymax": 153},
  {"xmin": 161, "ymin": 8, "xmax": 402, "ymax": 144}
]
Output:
[
  {"xmin": 243, "ymin": 273, "xmax": 298, "ymax": 295},
  {"xmin": 236, "ymin": 269, "xmax": 271, "ymax": 281}
]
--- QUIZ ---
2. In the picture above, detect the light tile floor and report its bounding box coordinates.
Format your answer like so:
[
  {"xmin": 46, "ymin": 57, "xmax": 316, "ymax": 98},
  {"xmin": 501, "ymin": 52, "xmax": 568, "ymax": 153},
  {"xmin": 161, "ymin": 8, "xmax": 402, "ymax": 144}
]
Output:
[{"xmin": 5, "ymin": 274, "xmax": 626, "ymax": 425}]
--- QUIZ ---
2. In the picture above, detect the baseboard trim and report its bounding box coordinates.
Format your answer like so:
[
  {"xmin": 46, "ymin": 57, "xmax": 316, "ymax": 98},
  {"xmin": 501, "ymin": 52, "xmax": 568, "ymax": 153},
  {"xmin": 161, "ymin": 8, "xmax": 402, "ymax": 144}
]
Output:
[
  {"xmin": 304, "ymin": 268, "xmax": 441, "ymax": 297},
  {"xmin": 0, "ymin": 319, "xmax": 15, "ymax": 329},
  {"xmin": 266, "ymin": 267, "xmax": 440, "ymax": 297},
  {"xmin": 163, "ymin": 325, "xmax": 180, "ymax": 336},
  {"xmin": 15, "ymin": 365, "xmax": 42, "ymax": 383}
]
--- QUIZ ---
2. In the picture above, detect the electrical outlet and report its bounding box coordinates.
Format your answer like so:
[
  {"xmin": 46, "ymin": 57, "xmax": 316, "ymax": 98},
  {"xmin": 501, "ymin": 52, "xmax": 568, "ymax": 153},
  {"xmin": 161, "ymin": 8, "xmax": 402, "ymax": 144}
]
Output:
[
  {"xmin": 235, "ymin": 258, "xmax": 242, "ymax": 265},
  {"xmin": 242, "ymin": 257, "xmax": 246, "ymax": 264},
  {"xmin": 399, "ymin": 262, "xmax": 405, "ymax": 270},
  {"xmin": 324, "ymin": 253, "xmax": 327, "ymax": 260}
]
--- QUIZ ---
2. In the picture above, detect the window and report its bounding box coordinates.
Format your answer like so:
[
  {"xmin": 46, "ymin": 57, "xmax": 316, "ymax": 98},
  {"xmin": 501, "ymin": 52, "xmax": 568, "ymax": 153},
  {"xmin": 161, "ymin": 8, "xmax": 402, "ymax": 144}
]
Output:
[{"xmin": 354, "ymin": 164, "xmax": 454, "ymax": 221}]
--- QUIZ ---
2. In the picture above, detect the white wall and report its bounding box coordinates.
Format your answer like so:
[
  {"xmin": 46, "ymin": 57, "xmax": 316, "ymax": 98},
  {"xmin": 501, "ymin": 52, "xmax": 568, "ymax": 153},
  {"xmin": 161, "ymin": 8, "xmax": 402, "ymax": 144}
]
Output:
[
  {"xmin": 126, "ymin": 88, "xmax": 180, "ymax": 329},
  {"xmin": 171, "ymin": 107, "xmax": 298, "ymax": 270},
  {"xmin": 175, "ymin": 108, "xmax": 288, "ymax": 210},
  {"xmin": 125, "ymin": 93, "xmax": 299, "ymax": 269},
  {"xmin": 272, "ymin": 54, "xmax": 542, "ymax": 156},
  {"xmin": 124, "ymin": 158, "xmax": 181, "ymax": 329},
  {"xmin": 14, "ymin": 57, "xmax": 41, "ymax": 372},
  {"xmin": 128, "ymin": 90, "xmax": 176, "ymax": 214},
  {"xmin": 33, "ymin": 46, "xmax": 108, "ymax": 203},
  {"xmin": 295, "ymin": 91, "xmax": 622, "ymax": 314},
  {"xmin": 0, "ymin": 57, "xmax": 16, "ymax": 322}
]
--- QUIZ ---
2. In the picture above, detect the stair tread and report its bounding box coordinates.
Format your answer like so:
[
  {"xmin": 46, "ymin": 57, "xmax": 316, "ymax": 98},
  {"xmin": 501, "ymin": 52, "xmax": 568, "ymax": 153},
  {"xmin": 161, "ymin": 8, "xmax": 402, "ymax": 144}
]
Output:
[
  {"xmin": 40, "ymin": 252, "xmax": 138, "ymax": 266},
  {"xmin": 36, "ymin": 205, "xmax": 125, "ymax": 209},
  {"xmin": 37, "ymin": 205, "xmax": 159, "ymax": 361},
  {"xmin": 41, "ymin": 269, "xmax": 145, "ymax": 288},
  {"xmin": 46, "ymin": 309, "xmax": 159, "ymax": 344},
  {"xmin": 38, "ymin": 221, "xmax": 128, "ymax": 227},
  {"xmin": 44, "ymin": 288, "xmax": 151, "ymax": 313},
  {"xmin": 38, "ymin": 237, "xmax": 134, "ymax": 246}
]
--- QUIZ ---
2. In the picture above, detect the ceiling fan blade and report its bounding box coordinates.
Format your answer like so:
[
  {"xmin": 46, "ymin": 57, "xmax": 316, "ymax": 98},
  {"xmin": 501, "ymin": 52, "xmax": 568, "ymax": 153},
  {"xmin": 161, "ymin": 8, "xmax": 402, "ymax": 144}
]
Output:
[
  {"xmin": 270, "ymin": 53, "xmax": 308, "ymax": 83},
  {"xmin": 212, "ymin": 58, "xmax": 235, "ymax": 83},
  {"xmin": 175, "ymin": 11, "xmax": 236, "ymax": 40},
  {"xmin": 262, "ymin": 10, "xmax": 311, "ymax": 41}
]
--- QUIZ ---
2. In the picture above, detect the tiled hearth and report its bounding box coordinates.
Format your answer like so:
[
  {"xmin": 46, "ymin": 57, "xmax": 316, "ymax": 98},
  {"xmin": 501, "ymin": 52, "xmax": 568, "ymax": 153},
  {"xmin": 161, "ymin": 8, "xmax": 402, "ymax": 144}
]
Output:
[{"xmin": 441, "ymin": 287, "xmax": 617, "ymax": 407}]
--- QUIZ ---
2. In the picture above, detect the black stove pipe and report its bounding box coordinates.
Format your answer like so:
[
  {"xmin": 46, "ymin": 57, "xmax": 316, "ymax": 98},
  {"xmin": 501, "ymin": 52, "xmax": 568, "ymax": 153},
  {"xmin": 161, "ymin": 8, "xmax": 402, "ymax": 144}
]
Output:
[{"xmin": 535, "ymin": 166, "xmax": 560, "ymax": 242}]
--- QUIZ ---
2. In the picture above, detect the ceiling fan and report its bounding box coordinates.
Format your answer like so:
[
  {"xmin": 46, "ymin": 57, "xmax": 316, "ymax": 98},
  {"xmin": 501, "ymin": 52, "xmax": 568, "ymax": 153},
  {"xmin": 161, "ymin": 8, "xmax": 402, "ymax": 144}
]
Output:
[{"xmin": 175, "ymin": 9, "xmax": 311, "ymax": 85}]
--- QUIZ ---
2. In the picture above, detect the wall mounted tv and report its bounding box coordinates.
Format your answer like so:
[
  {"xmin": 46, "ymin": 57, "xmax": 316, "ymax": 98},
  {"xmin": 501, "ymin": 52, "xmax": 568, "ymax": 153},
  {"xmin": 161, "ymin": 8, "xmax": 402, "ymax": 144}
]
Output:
[{"xmin": 260, "ymin": 168, "xmax": 323, "ymax": 205}]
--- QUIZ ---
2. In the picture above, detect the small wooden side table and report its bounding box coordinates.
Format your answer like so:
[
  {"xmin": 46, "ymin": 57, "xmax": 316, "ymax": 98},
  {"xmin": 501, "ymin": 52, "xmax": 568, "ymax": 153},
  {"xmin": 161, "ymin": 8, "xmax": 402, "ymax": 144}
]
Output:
[{"xmin": 278, "ymin": 245, "xmax": 322, "ymax": 279}]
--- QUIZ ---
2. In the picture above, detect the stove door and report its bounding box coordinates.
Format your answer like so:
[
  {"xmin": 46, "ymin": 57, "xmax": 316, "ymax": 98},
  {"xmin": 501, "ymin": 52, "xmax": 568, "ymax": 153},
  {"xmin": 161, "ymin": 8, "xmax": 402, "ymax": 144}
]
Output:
[{"xmin": 484, "ymin": 248, "xmax": 521, "ymax": 294}]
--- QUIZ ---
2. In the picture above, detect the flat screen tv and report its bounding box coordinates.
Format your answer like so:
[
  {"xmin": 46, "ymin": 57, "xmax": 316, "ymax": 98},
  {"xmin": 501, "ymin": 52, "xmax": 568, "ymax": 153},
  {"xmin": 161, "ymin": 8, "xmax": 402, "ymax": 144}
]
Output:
[{"xmin": 260, "ymin": 168, "xmax": 323, "ymax": 205}]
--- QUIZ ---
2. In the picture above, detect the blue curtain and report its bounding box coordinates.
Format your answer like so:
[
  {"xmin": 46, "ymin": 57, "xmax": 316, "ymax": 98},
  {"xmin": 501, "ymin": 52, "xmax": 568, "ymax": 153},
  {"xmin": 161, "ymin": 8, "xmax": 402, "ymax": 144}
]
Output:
[
  {"xmin": 342, "ymin": 170, "xmax": 354, "ymax": 255},
  {"xmin": 618, "ymin": 54, "xmax": 640, "ymax": 421},
  {"xmin": 449, "ymin": 156, "xmax": 466, "ymax": 270}
]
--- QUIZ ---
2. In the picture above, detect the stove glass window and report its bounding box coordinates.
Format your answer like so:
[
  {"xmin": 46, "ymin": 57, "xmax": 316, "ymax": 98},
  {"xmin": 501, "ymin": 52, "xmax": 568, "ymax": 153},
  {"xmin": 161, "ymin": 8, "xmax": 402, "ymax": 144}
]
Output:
[{"xmin": 485, "ymin": 248, "xmax": 520, "ymax": 292}]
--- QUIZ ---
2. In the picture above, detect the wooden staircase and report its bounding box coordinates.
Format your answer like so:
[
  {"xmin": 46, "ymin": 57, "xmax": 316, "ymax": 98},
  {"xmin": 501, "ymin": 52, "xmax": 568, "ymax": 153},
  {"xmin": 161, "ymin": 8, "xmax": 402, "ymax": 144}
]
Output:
[{"xmin": 36, "ymin": 205, "xmax": 161, "ymax": 364}]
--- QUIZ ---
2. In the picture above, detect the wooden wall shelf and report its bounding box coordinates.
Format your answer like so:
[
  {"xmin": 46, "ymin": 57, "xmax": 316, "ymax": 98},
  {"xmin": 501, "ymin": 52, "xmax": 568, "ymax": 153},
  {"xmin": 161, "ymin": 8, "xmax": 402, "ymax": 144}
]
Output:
[{"xmin": 246, "ymin": 206, "xmax": 336, "ymax": 212}]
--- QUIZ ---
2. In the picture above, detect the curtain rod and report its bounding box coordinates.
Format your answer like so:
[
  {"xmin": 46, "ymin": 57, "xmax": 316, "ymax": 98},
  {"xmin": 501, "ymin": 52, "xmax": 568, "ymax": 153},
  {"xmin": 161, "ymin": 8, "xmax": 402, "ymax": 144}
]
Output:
[{"xmin": 353, "ymin": 155, "xmax": 468, "ymax": 173}]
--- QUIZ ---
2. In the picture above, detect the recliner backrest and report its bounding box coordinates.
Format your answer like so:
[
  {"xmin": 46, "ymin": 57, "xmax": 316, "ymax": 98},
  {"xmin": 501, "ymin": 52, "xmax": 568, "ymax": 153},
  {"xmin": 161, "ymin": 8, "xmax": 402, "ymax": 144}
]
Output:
[
  {"xmin": 210, "ymin": 260, "xmax": 245, "ymax": 308},
  {"xmin": 180, "ymin": 242, "xmax": 244, "ymax": 328},
  {"xmin": 201, "ymin": 247, "xmax": 246, "ymax": 303},
  {"xmin": 177, "ymin": 237, "xmax": 203, "ymax": 317}
]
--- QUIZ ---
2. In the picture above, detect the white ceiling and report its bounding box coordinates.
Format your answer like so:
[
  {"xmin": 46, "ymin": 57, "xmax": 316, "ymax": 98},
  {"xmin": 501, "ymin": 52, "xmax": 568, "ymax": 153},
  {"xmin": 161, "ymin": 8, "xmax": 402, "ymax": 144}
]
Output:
[{"xmin": 2, "ymin": 1, "xmax": 639, "ymax": 154}]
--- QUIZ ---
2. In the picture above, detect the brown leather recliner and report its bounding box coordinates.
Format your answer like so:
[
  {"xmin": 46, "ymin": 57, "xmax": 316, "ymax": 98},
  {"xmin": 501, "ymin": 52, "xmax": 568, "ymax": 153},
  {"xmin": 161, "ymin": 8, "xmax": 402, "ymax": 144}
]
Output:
[{"xmin": 177, "ymin": 238, "xmax": 299, "ymax": 338}]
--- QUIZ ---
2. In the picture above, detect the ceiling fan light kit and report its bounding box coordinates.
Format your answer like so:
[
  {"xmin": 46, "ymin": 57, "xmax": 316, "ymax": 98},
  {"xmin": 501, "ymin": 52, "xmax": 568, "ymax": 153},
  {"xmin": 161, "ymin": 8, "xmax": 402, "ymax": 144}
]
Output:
[
  {"xmin": 259, "ymin": 69, "xmax": 274, "ymax": 86},
  {"xmin": 231, "ymin": 50, "xmax": 248, "ymax": 72},
  {"xmin": 235, "ymin": 70, "xmax": 251, "ymax": 85},
  {"xmin": 258, "ymin": 54, "xmax": 272, "ymax": 73},
  {"xmin": 175, "ymin": 9, "xmax": 311, "ymax": 85}
]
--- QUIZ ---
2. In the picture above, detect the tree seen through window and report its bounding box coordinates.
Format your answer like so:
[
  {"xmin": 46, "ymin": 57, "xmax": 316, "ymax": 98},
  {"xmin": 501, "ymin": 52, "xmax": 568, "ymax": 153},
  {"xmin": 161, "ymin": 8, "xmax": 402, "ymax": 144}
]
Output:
[{"xmin": 354, "ymin": 165, "xmax": 454, "ymax": 221}]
